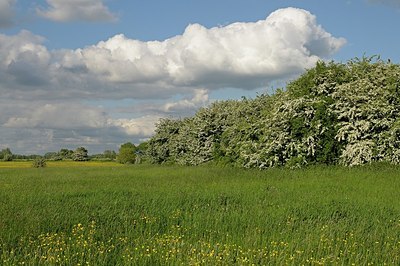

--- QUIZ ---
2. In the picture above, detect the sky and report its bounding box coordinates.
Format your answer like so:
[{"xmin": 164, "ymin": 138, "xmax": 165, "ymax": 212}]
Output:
[{"xmin": 0, "ymin": 0, "xmax": 399, "ymax": 155}]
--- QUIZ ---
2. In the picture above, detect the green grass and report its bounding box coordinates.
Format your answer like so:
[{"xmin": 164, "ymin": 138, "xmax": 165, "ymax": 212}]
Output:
[
  {"xmin": 1, "ymin": 164, "xmax": 400, "ymax": 264},
  {"xmin": 0, "ymin": 160, "xmax": 122, "ymax": 168}
]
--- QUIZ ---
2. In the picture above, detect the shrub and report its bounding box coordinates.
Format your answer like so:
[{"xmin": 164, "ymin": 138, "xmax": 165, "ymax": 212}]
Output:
[
  {"xmin": 72, "ymin": 147, "xmax": 89, "ymax": 161},
  {"xmin": 147, "ymin": 56, "xmax": 400, "ymax": 167},
  {"xmin": 3, "ymin": 153, "xmax": 13, "ymax": 162},
  {"xmin": 1, "ymin": 148, "xmax": 13, "ymax": 161},
  {"xmin": 117, "ymin": 142, "xmax": 136, "ymax": 164},
  {"xmin": 32, "ymin": 157, "xmax": 46, "ymax": 168}
]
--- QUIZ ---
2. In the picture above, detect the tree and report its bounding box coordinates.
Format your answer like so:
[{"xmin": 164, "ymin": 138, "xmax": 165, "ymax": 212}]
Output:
[
  {"xmin": 103, "ymin": 150, "xmax": 117, "ymax": 160},
  {"xmin": 134, "ymin": 141, "xmax": 149, "ymax": 164},
  {"xmin": 72, "ymin": 147, "xmax": 89, "ymax": 161},
  {"xmin": 136, "ymin": 142, "xmax": 149, "ymax": 154},
  {"xmin": 117, "ymin": 142, "xmax": 136, "ymax": 164},
  {"xmin": 147, "ymin": 118, "xmax": 185, "ymax": 164},
  {"xmin": 0, "ymin": 148, "xmax": 13, "ymax": 161},
  {"xmin": 44, "ymin": 152, "xmax": 59, "ymax": 160},
  {"xmin": 32, "ymin": 157, "xmax": 46, "ymax": 168},
  {"xmin": 58, "ymin": 148, "xmax": 73, "ymax": 160},
  {"xmin": 147, "ymin": 56, "xmax": 400, "ymax": 168}
]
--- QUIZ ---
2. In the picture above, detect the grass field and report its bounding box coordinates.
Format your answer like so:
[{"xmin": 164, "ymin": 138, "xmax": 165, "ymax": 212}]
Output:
[
  {"xmin": 0, "ymin": 160, "xmax": 123, "ymax": 168},
  {"xmin": 1, "ymin": 163, "xmax": 400, "ymax": 265}
]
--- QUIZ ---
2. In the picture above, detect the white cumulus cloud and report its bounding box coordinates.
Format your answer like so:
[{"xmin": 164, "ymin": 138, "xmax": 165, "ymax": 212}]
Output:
[
  {"xmin": 37, "ymin": 0, "xmax": 117, "ymax": 22},
  {"xmin": 110, "ymin": 116, "xmax": 160, "ymax": 137},
  {"xmin": 0, "ymin": 30, "xmax": 52, "ymax": 87},
  {"xmin": 161, "ymin": 89, "xmax": 209, "ymax": 113},
  {"xmin": 1, "ymin": 7, "xmax": 346, "ymax": 101},
  {"xmin": 61, "ymin": 7, "xmax": 346, "ymax": 93}
]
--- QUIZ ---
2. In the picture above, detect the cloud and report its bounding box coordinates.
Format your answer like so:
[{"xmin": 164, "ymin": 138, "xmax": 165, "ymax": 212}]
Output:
[
  {"xmin": 3, "ymin": 102, "xmax": 108, "ymax": 129},
  {"xmin": 0, "ymin": 126, "xmax": 125, "ymax": 155},
  {"xmin": 0, "ymin": 30, "xmax": 54, "ymax": 93},
  {"xmin": 1, "ymin": 8, "xmax": 346, "ymax": 101},
  {"xmin": 1, "ymin": 100, "xmax": 157, "ymax": 153},
  {"xmin": 3, "ymin": 101, "xmax": 157, "ymax": 137},
  {"xmin": 110, "ymin": 116, "xmax": 160, "ymax": 137},
  {"xmin": 2, "ymin": 90, "xmax": 209, "ymax": 136},
  {"xmin": 161, "ymin": 89, "xmax": 209, "ymax": 113},
  {"xmin": 0, "ymin": 0, "xmax": 16, "ymax": 28},
  {"xmin": 69, "ymin": 7, "xmax": 345, "ymax": 92},
  {"xmin": 37, "ymin": 0, "xmax": 117, "ymax": 22},
  {"xmin": 113, "ymin": 89, "xmax": 210, "ymax": 119},
  {"xmin": 0, "ymin": 89, "xmax": 211, "ymax": 153}
]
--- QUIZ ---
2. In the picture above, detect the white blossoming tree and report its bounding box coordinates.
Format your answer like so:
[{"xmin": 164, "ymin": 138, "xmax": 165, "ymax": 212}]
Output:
[
  {"xmin": 147, "ymin": 57, "xmax": 400, "ymax": 168},
  {"xmin": 332, "ymin": 58, "xmax": 400, "ymax": 165}
]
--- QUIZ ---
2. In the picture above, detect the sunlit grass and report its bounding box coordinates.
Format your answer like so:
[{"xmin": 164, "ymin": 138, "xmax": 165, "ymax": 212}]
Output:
[
  {"xmin": 1, "ymin": 164, "xmax": 400, "ymax": 264},
  {"xmin": 0, "ymin": 160, "xmax": 122, "ymax": 168},
  {"xmin": 0, "ymin": 161, "xmax": 32, "ymax": 168},
  {"xmin": 47, "ymin": 160, "xmax": 122, "ymax": 168}
]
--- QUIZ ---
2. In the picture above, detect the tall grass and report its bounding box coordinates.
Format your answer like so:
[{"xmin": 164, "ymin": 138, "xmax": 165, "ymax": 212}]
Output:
[{"xmin": 1, "ymin": 164, "xmax": 400, "ymax": 264}]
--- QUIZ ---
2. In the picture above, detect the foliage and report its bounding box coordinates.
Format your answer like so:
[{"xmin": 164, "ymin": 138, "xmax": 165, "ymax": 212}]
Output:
[
  {"xmin": 134, "ymin": 141, "xmax": 149, "ymax": 164},
  {"xmin": 72, "ymin": 147, "xmax": 89, "ymax": 161},
  {"xmin": 32, "ymin": 157, "xmax": 47, "ymax": 168},
  {"xmin": 103, "ymin": 150, "xmax": 117, "ymax": 160},
  {"xmin": 147, "ymin": 118, "xmax": 185, "ymax": 164},
  {"xmin": 58, "ymin": 148, "xmax": 74, "ymax": 160},
  {"xmin": 89, "ymin": 150, "xmax": 117, "ymax": 161},
  {"xmin": 147, "ymin": 57, "xmax": 400, "ymax": 167},
  {"xmin": 117, "ymin": 142, "xmax": 136, "ymax": 164},
  {"xmin": 0, "ymin": 148, "xmax": 13, "ymax": 162}
]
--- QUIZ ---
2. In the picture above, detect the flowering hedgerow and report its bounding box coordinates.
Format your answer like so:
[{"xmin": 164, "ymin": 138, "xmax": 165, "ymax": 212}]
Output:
[{"xmin": 147, "ymin": 57, "xmax": 400, "ymax": 167}]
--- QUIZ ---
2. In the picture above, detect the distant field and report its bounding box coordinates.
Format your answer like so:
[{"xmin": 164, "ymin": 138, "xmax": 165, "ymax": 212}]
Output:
[
  {"xmin": 0, "ymin": 160, "xmax": 122, "ymax": 168},
  {"xmin": 1, "ymin": 164, "xmax": 400, "ymax": 265}
]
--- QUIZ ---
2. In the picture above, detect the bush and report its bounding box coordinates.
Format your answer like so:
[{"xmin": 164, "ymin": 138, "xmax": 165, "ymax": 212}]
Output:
[
  {"xmin": 147, "ymin": 56, "xmax": 400, "ymax": 168},
  {"xmin": 72, "ymin": 147, "xmax": 89, "ymax": 161},
  {"xmin": 32, "ymin": 157, "xmax": 46, "ymax": 168},
  {"xmin": 3, "ymin": 153, "xmax": 13, "ymax": 162},
  {"xmin": 117, "ymin": 142, "xmax": 136, "ymax": 164}
]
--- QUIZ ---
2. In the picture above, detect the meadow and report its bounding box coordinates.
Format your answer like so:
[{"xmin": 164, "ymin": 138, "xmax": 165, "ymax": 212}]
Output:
[{"xmin": 1, "ymin": 163, "xmax": 400, "ymax": 265}]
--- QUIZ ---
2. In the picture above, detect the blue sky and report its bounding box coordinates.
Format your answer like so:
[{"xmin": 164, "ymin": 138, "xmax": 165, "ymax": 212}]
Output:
[{"xmin": 0, "ymin": 0, "xmax": 399, "ymax": 154}]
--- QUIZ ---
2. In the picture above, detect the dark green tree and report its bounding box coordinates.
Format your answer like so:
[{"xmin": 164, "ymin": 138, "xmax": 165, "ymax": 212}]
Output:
[
  {"xmin": 136, "ymin": 142, "xmax": 148, "ymax": 154},
  {"xmin": 58, "ymin": 148, "xmax": 74, "ymax": 160},
  {"xmin": 117, "ymin": 142, "xmax": 136, "ymax": 164},
  {"xmin": 44, "ymin": 152, "xmax": 58, "ymax": 160}
]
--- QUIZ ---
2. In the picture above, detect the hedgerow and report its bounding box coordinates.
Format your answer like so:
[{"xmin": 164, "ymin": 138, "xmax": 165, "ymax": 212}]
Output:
[{"xmin": 147, "ymin": 57, "xmax": 400, "ymax": 168}]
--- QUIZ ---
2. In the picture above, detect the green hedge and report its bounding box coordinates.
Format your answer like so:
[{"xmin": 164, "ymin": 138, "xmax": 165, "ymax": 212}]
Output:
[{"xmin": 148, "ymin": 57, "xmax": 400, "ymax": 168}]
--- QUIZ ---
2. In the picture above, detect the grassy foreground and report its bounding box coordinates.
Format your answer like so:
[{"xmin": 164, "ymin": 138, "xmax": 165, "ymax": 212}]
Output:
[{"xmin": 1, "ymin": 163, "xmax": 400, "ymax": 265}]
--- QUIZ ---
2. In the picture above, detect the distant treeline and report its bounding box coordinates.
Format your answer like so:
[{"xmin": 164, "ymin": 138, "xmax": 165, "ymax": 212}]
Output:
[
  {"xmin": 0, "ymin": 142, "xmax": 149, "ymax": 164},
  {"xmin": 0, "ymin": 147, "xmax": 114, "ymax": 161},
  {"xmin": 147, "ymin": 56, "xmax": 400, "ymax": 168}
]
